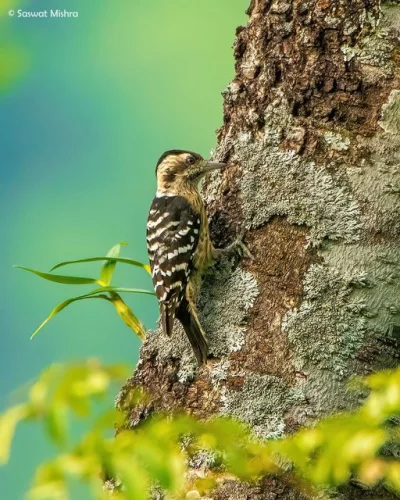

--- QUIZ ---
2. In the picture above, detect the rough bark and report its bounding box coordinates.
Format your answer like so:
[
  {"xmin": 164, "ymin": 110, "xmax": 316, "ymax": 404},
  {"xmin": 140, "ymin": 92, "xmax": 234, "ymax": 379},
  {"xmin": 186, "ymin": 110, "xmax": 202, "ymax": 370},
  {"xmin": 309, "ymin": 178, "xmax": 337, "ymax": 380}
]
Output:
[{"xmin": 118, "ymin": 1, "xmax": 400, "ymax": 498}]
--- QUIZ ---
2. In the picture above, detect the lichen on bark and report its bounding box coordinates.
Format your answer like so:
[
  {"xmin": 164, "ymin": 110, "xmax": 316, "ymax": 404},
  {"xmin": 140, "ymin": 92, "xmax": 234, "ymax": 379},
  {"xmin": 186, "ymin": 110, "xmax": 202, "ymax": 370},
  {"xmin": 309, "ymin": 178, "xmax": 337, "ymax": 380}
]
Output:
[{"xmin": 118, "ymin": 1, "xmax": 400, "ymax": 497}]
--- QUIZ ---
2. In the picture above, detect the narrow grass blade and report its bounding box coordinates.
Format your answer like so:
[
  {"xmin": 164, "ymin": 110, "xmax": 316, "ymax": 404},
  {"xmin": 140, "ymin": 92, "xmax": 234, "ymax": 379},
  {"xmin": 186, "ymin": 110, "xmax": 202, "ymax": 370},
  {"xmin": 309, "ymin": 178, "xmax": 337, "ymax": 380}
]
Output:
[
  {"xmin": 50, "ymin": 257, "xmax": 151, "ymax": 275},
  {"xmin": 101, "ymin": 286, "xmax": 156, "ymax": 297},
  {"xmin": 30, "ymin": 294, "xmax": 109, "ymax": 340},
  {"xmin": 30, "ymin": 286, "xmax": 153, "ymax": 339},
  {"xmin": 99, "ymin": 242, "xmax": 127, "ymax": 286},
  {"xmin": 109, "ymin": 293, "xmax": 147, "ymax": 340},
  {"xmin": 14, "ymin": 266, "xmax": 98, "ymax": 285}
]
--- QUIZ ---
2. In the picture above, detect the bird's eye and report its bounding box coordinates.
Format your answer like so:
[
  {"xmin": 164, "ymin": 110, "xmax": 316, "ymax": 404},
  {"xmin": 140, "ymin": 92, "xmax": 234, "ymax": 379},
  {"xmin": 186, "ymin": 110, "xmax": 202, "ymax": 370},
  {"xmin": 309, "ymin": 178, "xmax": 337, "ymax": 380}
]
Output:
[{"xmin": 186, "ymin": 155, "xmax": 196, "ymax": 165}]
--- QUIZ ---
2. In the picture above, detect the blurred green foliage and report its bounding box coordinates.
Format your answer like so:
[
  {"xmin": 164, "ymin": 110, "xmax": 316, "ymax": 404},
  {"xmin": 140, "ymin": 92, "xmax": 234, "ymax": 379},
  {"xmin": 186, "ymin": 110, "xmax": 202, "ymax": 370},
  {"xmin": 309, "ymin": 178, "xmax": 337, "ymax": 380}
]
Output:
[
  {"xmin": 0, "ymin": 45, "xmax": 27, "ymax": 90},
  {"xmin": 15, "ymin": 242, "xmax": 155, "ymax": 340},
  {"xmin": 0, "ymin": 0, "xmax": 18, "ymax": 13},
  {"xmin": 1, "ymin": 361, "xmax": 399, "ymax": 499},
  {"xmin": 0, "ymin": 0, "xmax": 29, "ymax": 91}
]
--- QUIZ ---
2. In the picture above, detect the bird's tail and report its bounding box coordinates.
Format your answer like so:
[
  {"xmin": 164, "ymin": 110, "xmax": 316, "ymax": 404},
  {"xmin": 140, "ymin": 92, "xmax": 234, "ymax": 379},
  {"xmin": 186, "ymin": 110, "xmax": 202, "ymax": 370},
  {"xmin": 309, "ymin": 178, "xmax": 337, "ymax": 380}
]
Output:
[
  {"xmin": 161, "ymin": 303, "xmax": 175, "ymax": 338},
  {"xmin": 176, "ymin": 298, "xmax": 209, "ymax": 366}
]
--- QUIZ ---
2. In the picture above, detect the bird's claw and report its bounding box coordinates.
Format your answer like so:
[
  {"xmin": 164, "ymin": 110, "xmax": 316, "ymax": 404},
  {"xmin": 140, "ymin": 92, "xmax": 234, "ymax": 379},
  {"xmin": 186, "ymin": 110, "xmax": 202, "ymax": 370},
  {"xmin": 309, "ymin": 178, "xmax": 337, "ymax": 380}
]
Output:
[
  {"xmin": 221, "ymin": 228, "xmax": 255, "ymax": 261},
  {"xmin": 235, "ymin": 239, "xmax": 255, "ymax": 260}
]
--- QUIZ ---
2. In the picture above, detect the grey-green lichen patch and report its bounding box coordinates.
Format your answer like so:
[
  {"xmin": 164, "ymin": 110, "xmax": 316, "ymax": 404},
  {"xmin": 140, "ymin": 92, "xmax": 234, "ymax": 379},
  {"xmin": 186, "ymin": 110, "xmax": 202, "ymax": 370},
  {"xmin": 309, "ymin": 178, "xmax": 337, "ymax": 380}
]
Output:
[
  {"xmin": 209, "ymin": 359, "xmax": 230, "ymax": 387},
  {"xmin": 199, "ymin": 260, "xmax": 259, "ymax": 357},
  {"xmin": 150, "ymin": 485, "xmax": 165, "ymax": 500},
  {"xmin": 287, "ymin": 370, "xmax": 368, "ymax": 427},
  {"xmin": 324, "ymin": 131, "xmax": 351, "ymax": 151},
  {"xmin": 103, "ymin": 479, "xmax": 121, "ymax": 496},
  {"xmin": 284, "ymin": 241, "xmax": 400, "ymax": 382},
  {"xmin": 188, "ymin": 450, "xmax": 220, "ymax": 470},
  {"xmin": 341, "ymin": 45, "xmax": 358, "ymax": 62},
  {"xmin": 141, "ymin": 327, "xmax": 199, "ymax": 383},
  {"xmin": 214, "ymin": 96, "xmax": 363, "ymax": 246},
  {"xmin": 219, "ymin": 374, "xmax": 303, "ymax": 439},
  {"xmin": 341, "ymin": 29, "xmax": 392, "ymax": 67},
  {"xmin": 379, "ymin": 90, "xmax": 400, "ymax": 135},
  {"xmin": 347, "ymin": 157, "xmax": 400, "ymax": 239},
  {"xmin": 283, "ymin": 263, "xmax": 367, "ymax": 379},
  {"xmin": 382, "ymin": 2, "xmax": 400, "ymax": 33},
  {"xmin": 341, "ymin": 25, "xmax": 393, "ymax": 84},
  {"xmin": 349, "ymin": 89, "xmax": 400, "ymax": 239},
  {"xmin": 325, "ymin": 243, "xmax": 400, "ymax": 343}
]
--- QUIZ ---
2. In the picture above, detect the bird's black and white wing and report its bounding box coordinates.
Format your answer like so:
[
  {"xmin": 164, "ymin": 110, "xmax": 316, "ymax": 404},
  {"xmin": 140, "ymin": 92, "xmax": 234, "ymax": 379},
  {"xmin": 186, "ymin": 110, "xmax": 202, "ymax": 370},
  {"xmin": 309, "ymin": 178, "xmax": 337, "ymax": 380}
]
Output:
[{"xmin": 146, "ymin": 195, "xmax": 200, "ymax": 336}]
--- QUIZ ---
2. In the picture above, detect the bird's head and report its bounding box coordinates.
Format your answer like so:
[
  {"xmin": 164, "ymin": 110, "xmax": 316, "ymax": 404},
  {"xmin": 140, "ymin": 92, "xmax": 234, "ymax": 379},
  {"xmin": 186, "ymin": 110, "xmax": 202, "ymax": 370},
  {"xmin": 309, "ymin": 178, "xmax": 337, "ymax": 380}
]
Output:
[{"xmin": 155, "ymin": 150, "xmax": 226, "ymax": 192}]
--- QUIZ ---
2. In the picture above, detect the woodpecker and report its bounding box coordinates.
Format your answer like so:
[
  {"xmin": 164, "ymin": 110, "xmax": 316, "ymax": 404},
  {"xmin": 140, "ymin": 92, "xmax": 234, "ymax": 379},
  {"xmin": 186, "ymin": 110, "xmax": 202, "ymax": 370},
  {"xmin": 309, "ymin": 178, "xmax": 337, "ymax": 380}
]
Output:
[{"xmin": 147, "ymin": 150, "xmax": 237, "ymax": 365}]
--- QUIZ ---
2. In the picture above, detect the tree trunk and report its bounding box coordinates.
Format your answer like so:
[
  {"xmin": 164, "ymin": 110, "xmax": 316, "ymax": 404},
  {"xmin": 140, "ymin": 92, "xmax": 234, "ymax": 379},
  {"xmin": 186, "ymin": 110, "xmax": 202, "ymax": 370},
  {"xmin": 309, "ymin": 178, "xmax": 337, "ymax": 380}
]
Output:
[{"xmin": 118, "ymin": 0, "xmax": 400, "ymax": 498}]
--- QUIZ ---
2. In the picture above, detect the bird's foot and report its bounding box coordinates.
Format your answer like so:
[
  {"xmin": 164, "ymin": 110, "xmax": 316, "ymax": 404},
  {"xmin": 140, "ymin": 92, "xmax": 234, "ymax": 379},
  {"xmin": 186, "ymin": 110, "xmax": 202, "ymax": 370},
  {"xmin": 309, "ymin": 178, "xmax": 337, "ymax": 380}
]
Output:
[{"xmin": 214, "ymin": 228, "xmax": 254, "ymax": 261}]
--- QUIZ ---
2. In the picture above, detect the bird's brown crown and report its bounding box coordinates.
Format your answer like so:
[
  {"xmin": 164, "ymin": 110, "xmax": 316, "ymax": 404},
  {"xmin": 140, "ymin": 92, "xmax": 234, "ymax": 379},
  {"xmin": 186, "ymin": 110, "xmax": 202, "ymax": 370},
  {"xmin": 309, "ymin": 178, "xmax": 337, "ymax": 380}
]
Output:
[
  {"xmin": 155, "ymin": 150, "xmax": 207, "ymax": 193},
  {"xmin": 156, "ymin": 150, "xmax": 202, "ymax": 171}
]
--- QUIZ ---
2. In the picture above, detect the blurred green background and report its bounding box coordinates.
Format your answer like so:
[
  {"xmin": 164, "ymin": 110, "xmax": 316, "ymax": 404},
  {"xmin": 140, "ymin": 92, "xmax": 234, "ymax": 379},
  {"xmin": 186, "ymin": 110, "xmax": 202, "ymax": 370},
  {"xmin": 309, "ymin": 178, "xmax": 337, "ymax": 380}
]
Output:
[{"xmin": 0, "ymin": 0, "xmax": 247, "ymax": 497}]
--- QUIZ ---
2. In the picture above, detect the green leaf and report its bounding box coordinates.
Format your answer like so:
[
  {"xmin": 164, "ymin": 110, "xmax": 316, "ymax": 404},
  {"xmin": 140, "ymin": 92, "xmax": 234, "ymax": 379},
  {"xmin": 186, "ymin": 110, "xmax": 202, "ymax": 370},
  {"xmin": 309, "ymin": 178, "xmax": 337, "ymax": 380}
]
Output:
[
  {"xmin": 109, "ymin": 293, "xmax": 147, "ymax": 340},
  {"xmin": 28, "ymin": 480, "xmax": 67, "ymax": 500},
  {"xmin": 0, "ymin": 404, "xmax": 27, "ymax": 465},
  {"xmin": 27, "ymin": 365, "xmax": 63, "ymax": 413},
  {"xmin": 44, "ymin": 405, "xmax": 68, "ymax": 447},
  {"xmin": 14, "ymin": 266, "xmax": 98, "ymax": 285},
  {"xmin": 50, "ymin": 257, "xmax": 151, "ymax": 275},
  {"xmin": 102, "ymin": 286, "xmax": 155, "ymax": 296},
  {"xmin": 30, "ymin": 293, "xmax": 109, "ymax": 340},
  {"xmin": 99, "ymin": 242, "xmax": 127, "ymax": 287},
  {"xmin": 30, "ymin": 287, "xmax": 154, "ymax": 340},
  {"xmin": 66, "ymin": 396, "xmax": 91, "ymax": 418},
  {"xmin": 28, "ymin": 462, "xmax": 67, "ymax": 500},
  {"xmin": 104, "ymin": 364, "xmax": 132, "ymax": 380},
  {"xmin": 115, "ymin": 457, "xmax": 149, "ymax": 500}
]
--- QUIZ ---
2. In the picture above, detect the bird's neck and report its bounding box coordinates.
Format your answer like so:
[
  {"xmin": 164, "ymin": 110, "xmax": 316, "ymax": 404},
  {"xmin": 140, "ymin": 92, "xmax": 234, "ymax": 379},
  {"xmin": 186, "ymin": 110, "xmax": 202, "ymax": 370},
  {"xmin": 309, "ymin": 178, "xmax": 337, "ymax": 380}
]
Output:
[{"xmin": 157, "ymin": 180, "xmax": 203, "ymax": 212}]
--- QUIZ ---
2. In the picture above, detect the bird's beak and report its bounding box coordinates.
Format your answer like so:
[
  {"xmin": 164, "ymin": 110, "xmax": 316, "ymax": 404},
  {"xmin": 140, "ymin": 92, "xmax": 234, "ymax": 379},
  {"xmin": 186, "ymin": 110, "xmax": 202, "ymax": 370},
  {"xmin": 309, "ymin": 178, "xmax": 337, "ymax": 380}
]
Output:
[{"xmin": 203, "ymin": 160, "xmax": 227, "ymax": 174}]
